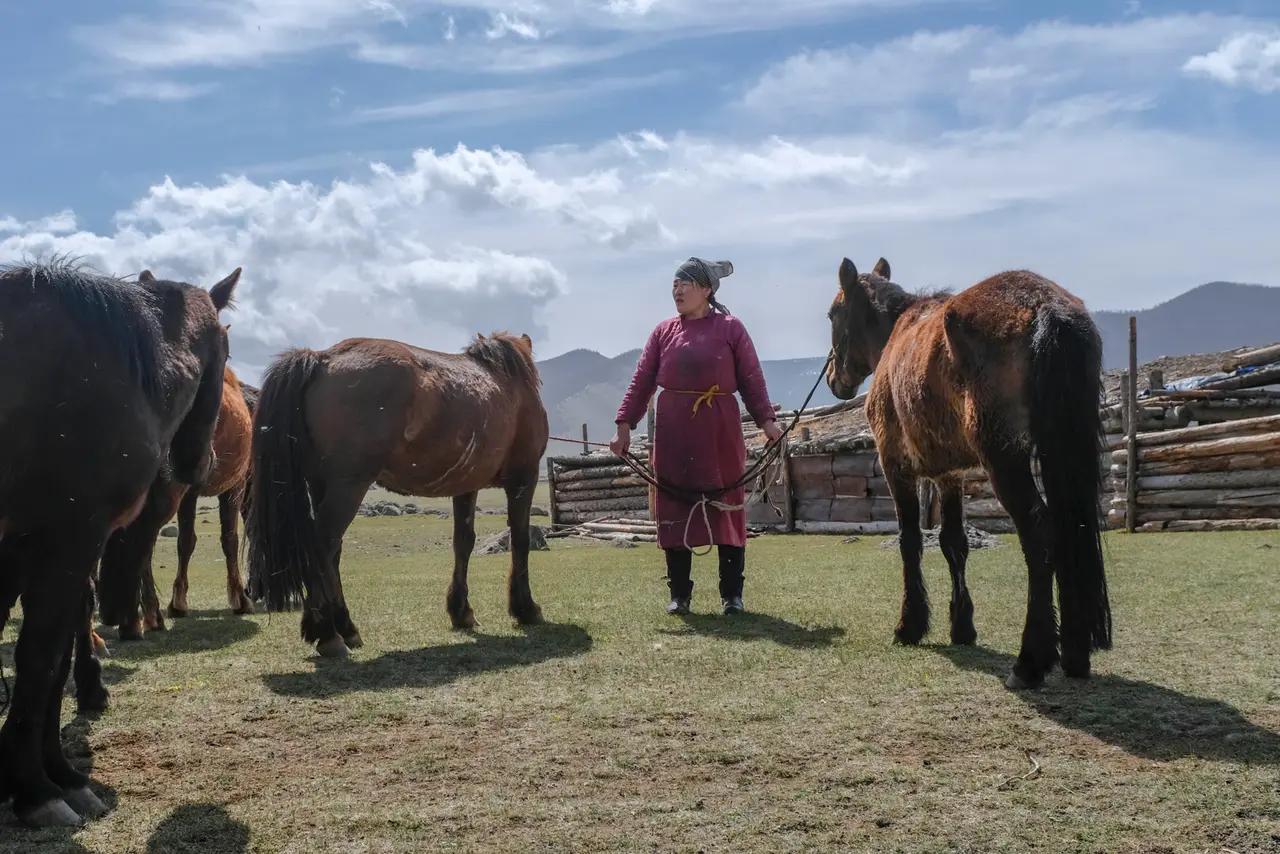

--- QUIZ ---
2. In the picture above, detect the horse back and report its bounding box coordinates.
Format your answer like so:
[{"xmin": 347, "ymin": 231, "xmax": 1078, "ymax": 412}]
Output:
[
  {"xmin": 871, "ymin": 271, "xmax": 1077, "ymax": 477},
  {"xmin": 0, "ymin": 284, "xmax": 165, "ymax": 527},
  {"xmin": 302, "ymin": 338, "xmax": 546, "ymax": 497}
]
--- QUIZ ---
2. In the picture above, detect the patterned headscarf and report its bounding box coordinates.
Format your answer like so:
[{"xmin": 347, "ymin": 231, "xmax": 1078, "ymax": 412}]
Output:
[{"xmin": 674, "ymin": 257, "xmax": 733, "ymax": 294}]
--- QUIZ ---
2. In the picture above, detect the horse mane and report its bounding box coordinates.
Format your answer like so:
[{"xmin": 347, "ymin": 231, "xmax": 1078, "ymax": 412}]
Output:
[
  {"xmin": 0, "ymin": 257, "xmax": 162, "ymax": 392},
  {"xmin": 465, "ymin": 332, "xmax": 540, "ymax": 387},
  {"xmin": 864, "ymin": 273, "xmax": 951, "ymax": 319}
]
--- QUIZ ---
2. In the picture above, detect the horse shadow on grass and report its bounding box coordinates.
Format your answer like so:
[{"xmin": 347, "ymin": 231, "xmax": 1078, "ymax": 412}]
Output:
[
  {"xmin": 101, "ymin": 610, "xmax": 260, "ymax": 663},
  {"xmin": 661, "ymin": 612, "xmax": 845, "ymax": 649},
  {"xmin": 145, "ymin": 803, "xmax": 250, "ymax": 853},
  {"xmin": 262, "ymin": 621, "xmax": 593, "ymax": 699},
  {"xmin": 937, "ymin": 644, "xmax": 1280, "ymax": 765}
]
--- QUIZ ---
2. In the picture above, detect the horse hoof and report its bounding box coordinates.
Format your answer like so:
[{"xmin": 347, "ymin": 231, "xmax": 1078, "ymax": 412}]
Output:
[
  {"xmin": 950, "ymin": 625, "xmax": 978, "ymax": 646},
  {"xmin": 118, "ymin": 624, "xmax": 144, "ymax": 642},
  {"xmin": 20, "ymin": 798, "xmax": 85, "ymax": 828},
  {"xmin": 343, "ymin": 632, "xmax": 364, "ymax": 649},
  {"xmin": 1061, "ymin": 654, "xmax": 1091, "ymax": 679},
  {"xmin": 77, "ymin": 686, "xmax": 110, "ymax": 715},
  {"xmin": 893, "ymin": 626, "xmax": 925, "ymax": 646},
  {"xmin": 514, "ymin": 606, "xmax": 544, "ymax": 627},
  {"xmin": 450, "ymin": 608, "xmax": 477, "ymax": 630},
  {"xmin": 234, "ymin": 597, "xmax": 256, "ymax": 616},
  {"xmin": 167, "ymin": 604, "xmax": 188, "ymax": 619},
  {"xmin": 1005, "ymin": 670, "xmax": 1045, "ymax": 691},
  {"xmin": 63, "ymin": 786, "xmax": 109, "ymax": 820},
  {"xmin": 316, "ymin": 637, "xmax": 351, "ymax": 658}
]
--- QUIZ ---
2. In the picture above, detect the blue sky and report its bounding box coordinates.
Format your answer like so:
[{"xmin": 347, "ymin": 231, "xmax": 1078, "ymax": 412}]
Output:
[{"xmin": 2, "ymin": 0, "xmax": 1278, "ymax": 377}]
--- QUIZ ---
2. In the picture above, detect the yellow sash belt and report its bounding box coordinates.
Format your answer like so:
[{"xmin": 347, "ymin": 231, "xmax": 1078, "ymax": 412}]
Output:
[{"xmin": 667, "ymin": 384, "xmax": 729, "ymax": 418}]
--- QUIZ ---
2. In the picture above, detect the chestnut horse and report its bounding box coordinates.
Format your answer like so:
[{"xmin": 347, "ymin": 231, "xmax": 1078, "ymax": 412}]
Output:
[
  {"xmin": 97, "ymin": 366, "xmax": 254, "ymax": 642},
  {"xmin": 826, "ymin": 258, "xmax": 1110, "ymax": 689},
  {"xmin": 0, "ymin": 261, "xmax": 235, "ymax": 826},
  {"xmin": 247, "ymin": 333, "xmax": 548, "ymax": 657}
]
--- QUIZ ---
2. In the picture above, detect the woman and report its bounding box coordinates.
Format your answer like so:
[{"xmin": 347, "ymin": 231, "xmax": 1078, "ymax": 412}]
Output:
[{"xmin": 611, "ymin": 258, "xmax": 783, "ymax": 616}]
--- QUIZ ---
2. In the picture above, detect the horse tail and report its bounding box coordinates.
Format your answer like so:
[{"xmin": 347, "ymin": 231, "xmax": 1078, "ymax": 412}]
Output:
[
  {"xmin": 1030, "ymin": 306, "xmax": 1112, "ymax": 660},
  {"xmin": 245, "ymin": 349, "xmax": 326, "ymax": 618}
]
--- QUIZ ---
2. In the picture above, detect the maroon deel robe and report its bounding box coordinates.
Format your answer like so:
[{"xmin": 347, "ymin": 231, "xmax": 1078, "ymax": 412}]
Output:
[{"xmin": 616, "ymin": 313, "xmax": 775, "ymax": 549}]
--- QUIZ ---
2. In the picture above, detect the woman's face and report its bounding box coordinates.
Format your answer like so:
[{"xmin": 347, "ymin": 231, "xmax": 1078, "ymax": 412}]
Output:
[{"xmin": 673, "ymin": 278, "xmax": 712, "ymax": 316}]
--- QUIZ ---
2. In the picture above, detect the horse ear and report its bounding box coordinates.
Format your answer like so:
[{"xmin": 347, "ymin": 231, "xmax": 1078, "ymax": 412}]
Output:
[
  {"xmin": 838, "ymin": 258, "xmax": 860, "ymax": 296},
  {"xmin": 838, "ymin": 258, "xmax": 873, "ymax": 313},
  {"xmin": 209, "ymin": 267, "xmax": 241, "ymax": 312},
  {"xmin": 138, "ymin": 270, "xmax": 156, "ymax": 284},
  {"xmin": 520, "ymin": 333, "xmax": 533, "ymax": 350},
  {"xmin": 872, "ymin": 257, "xmax": 891, "ymax": 280}
]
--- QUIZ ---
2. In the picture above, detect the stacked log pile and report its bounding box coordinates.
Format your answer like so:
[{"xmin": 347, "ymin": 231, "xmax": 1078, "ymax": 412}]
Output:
[
  {"xmin": 547, "ymin": 455, "xmax": 651, "ymax": 528},
  {"xmin": 1108, "ymin": 414, "xmax": 1280, "ymax": 531}
]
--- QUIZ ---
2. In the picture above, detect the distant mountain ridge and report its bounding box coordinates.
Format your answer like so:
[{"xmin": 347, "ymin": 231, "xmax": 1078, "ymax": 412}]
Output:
[{"xmin": 537, "ymin": 281, "xmax": 1280, "ymax": 453}]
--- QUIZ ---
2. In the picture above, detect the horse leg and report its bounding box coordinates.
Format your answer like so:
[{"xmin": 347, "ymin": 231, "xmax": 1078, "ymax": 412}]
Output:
[
  {"xmin": 885, "ymin": 464, "xmax": 929, "ymax": 644},
  {"xmin": 938, "ymin": 480, "xmax": 976, "ymax": 645},
  {"xmin": 984, "ymin": 449, "xmax": 1057, "ymax": 689},
  {"xmin": 447, "ymin": 492, "xmax": 478, "ymax": 629},
  {"xmin": 1, "ymin": 540, "xmax": 98, "ymax": 826},
  {"xmin": 302, "ymin": 477, "xmax": 366, "ymax": 657},
  {"xmin": 168, "ymin": 488, "xmax": 199, "ymax": 618},
  {"xmin": 220, "ymin": 486, "xmax": 254, "ymax": 615},
  {"xmin": 140, "ymin": 544, "xmax": 165, "ymax": 634},
  {"xmin": 505, "ymin": 479, "xmax": 543, "ymax": 626},
  {"xmin": 101, "ymin": 480, "xmax": 176, "ymax": 640},
  {"xmin": 73, "ymin": 582, "xmax": 108, "ymax": 714}
]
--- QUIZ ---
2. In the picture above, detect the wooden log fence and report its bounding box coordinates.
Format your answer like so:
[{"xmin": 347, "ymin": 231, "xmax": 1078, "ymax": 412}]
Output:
[{"xmin": 549, "ymin": 342, "xmax": 1280, "ymax": 536}]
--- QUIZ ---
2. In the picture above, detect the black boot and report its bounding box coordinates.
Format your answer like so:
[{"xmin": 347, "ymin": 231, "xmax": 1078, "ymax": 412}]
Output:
[
  {"xmin": 718, "ymin": 545, "xmax": 745, "ymax": 615},
  {"xmin": 665, "ymin": 548, "xmax": 693, "ymax": 615}
]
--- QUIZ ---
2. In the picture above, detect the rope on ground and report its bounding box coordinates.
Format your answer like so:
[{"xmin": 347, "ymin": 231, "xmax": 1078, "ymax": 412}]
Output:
[{"xmin": 994, "ymin": 750, "xmax": 1042, "ymax": 790}]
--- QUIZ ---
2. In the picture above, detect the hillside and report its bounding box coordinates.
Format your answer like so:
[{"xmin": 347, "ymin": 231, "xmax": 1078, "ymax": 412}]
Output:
[{"xmin": 1093, "ymin": 281, "xmax": 1280, "ymax": 369}]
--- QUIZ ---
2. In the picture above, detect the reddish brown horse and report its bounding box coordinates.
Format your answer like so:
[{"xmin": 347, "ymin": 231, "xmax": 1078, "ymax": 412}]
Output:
[
  {"xmin": 0, "ymin": 261, "xmax": 236, "ymax": 826},
  {"xmin": 97, "ymin": 367, "xmax": 254, "ymax": 642},
  {"xmin": 247, "ymin": 333, "xmax": 549, "ymax": 657},
  {"xmin": 826, "ymin": 258, "xmax": 1110, "ymax": 689}
]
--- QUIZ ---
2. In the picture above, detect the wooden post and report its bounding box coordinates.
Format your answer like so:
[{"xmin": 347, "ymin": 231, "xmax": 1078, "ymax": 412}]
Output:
[
  {"xmin": 800, "ymin": 427, "xmax": 811, "ymax": 442},
  {"xmin": 581, "ymin": 423, "xmax": 590, "ymax": 456},
  {"xmin": 1148, "ymin": 368, "xmax": 1164, "ymax": 391},
  {"xmin": 546, "ymin": 458, "xmax": 560, "ymax": 528},
  {"xmin": 1126, "ymin": 316, "xmax": 1139, "ymax": 533}
]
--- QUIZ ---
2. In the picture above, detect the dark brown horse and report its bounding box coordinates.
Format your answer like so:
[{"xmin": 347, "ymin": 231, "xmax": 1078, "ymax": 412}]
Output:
[
  {"xmin": 97, "ymin": 366, "xmax": 255, "ymax": 642},
  {"xmin": 826, "ymin": 258, "xmax": 1110, "ymax": 689},
  {"xmin": 0, "ymin": 261, "xmax": 236, "ymax": 826},
  {"xmin": 247, "ymin": 334, "xmax": 549, "ymax": 657}
]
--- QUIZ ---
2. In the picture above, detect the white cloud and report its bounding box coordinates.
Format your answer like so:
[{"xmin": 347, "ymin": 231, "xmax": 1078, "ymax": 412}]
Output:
[
  {"xmin": 742, "ymin": 14, "xmax": 1253, "ymax": 124},
  {"xmin": 0, "ymin": 210, "xmax": 78, "ymax": 235},
  {"xmin": 0, "ymin": 142, "xmax": 678, "ymax": 375},
  {"xmin": 92, "ymin": 80, "xmax": 219, "ymax": 104},
  {"xmin": 485, "ymin": 11, "xmax": 542, "ymax": 41},
  {"xmin": 1184, "ymin": 31, "xmax": 1280, "ymax": 93},
  {"xmin": 77, "ymin": 0, "xmax": 947, "ymax": 73},
  {"xmin": 350, "ymin": 72, "xmax": 678, "ymax": 126}
]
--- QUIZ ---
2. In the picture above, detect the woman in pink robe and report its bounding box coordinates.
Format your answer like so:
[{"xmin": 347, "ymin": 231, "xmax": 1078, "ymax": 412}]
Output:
[{"xmin": 611, "ymin": 258, "xmax": 782, "ymax": 615}]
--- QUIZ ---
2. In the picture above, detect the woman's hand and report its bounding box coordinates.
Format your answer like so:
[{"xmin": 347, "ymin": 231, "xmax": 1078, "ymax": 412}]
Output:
[
  {"xmin": 762, "ymin": 420, "xmax": 784, "ymax": 444},
  {"xmin": 610, "ymin": 423, "xmax": 632, "ymax": 456}
]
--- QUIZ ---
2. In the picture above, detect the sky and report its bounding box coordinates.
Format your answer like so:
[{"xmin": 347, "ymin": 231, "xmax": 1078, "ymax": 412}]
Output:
[{"xmin": 1, "ymin": 0, "xmax": 1278, "ymax": 379}]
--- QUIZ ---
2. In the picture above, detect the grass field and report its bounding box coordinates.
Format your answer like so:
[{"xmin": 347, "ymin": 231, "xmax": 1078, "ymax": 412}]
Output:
[{"xmin": 2, "ymin": 509, "xmax": 1277, "ymax": 852}]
